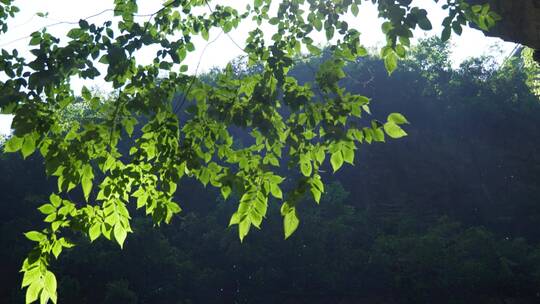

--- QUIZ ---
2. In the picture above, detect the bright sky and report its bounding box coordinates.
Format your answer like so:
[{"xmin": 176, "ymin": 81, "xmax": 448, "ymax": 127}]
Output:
[{"xmin": 0, "ymin": 0, "xmax": 516, "ymax": 135}]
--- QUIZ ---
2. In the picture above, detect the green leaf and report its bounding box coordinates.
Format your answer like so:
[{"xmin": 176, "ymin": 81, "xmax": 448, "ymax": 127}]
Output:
[
  {"xmin": 313, "ymin": 18, "xmax": 322, "ymax": 31},
  {"xmin": 270, "ymin": 183, "xmax": 283, "ymax": 199},
  {"xmin": 122, "ymin": 117, "xmax": 136, "ymax": 137},
  {"xmin": 229, "ymin": 212, "xmax": 240, "ymax": 227},
  {"xmin": 381, "ymin": 22, "xmax": 393, "ymax": 34},
  {"xmin": 40, "ymin": 288, "xmax": 51, "ymax": 304},
  {"xmin": 383, "ymin": 121, "xmax": 407, "ymax": 138},
  {"xmin": 21, "ymin": 136, "xmax": 36, "ymax": 158},
  {"xmin": 311, "ymin": 187, "xmax": 321, "ymax": 204},
  {"xmin": 136, "ymin": 191, "xmax": 148, "ymax": 209},
  {"xmin": 249, "ymin": 210, "xmax": 263, "ymax": 229},
  {"xmin": 364, "ymin": 128, "xmax": 373, "ymax": 144},
  {"xmin": 81, "ymin": 177, "xmax": 92, "ymax": 202},
  {"xmin": 21, "ymin": 268, "xmax": 40, "ymax": 288},
  {"xmin": 315, "ymin": 148, "xmax": 325, "ymax": 164},
  {"xmin": 306, "ymin": 43, "xmax": 322, "ymax": 55},
  {"xmin": 59, "ymin": 238, "xmax": 75, "ymax": 248},
  {"xmin": 51, "ymin": 242, "xmax": 62, "ymax": 258},
  {"xmin": 280, "ymin": 202, "xmax": 291, "ymax": 216},
  {"xmin": 373, "ymin": 127, "xmax": 385, "ymax": 142},
  {"xmin": 311, "ymin": 176, "xmax": 324, "ymax": 193},
  {"xmin": 399, "ymin": 36, "xmax": 410, "ymax": 47},
  {"xmin": 81, "ymin": 165, "xmax": 93, "ymax": 201},
  {"xmin": 481, "ymin": 3, "xmax": 490, "ymax": 14},
  {"xmin": 384, "ymin": 51, "xmax": 398, "ymax": 75},
  {"xmin": 43, "ymin": 271, "xmax": 57, "ymax": 298},
  {"xmin": 325, "ymin": 26, "xmax": 334, "ymax": 40},
  {"xmin": 51, "ymin": 221, "xmax": 62, "ymax": 232},
  {"xmin": 101, "ymin": 223, "xmax": 112, "ymax": 240},
  {"xmin": 441, "ymin": 26, "xmax": 451, "ymax": 42},
  {"xmin": 452, "ymin": 22, "xmax": 463, "ymax": 35},
  {"xmin": 395, "ymin": 44, "xmax": 406, "ymax": 58},
  {"xmin": 67, "ymin": 28, "xmax": 83, "ymax": 39},
  {"xmin": 201, "ymin": 29, "xmax": 209, "ymax": 41},
  {"xmin": 24, "ymin": 231, "xmax": 46, "ymax": 242},
  {"xmin": 342, "ymin": 147, "xmax": 354, "ymax": 164},
  {"xmin": 283, "ymin": 208, "xmax": 299, "ymax": 239},
  {"xmin": 387, "ymin": 113, "xmax": 409, "ymax": 124},
  {"xmin": 417, "ymin": 17, "xmax": 432, "ymax": 30},
  {"xmin": 50, "ymin": 194, "xmax": 61, "ymax": 207},
  {"xmin": 98, "ymin": 55, "xmax": 108, "ymax": 64},
  {"xmin": 37, "ymin": 204, "xmax": 56, "ymax": 215},
  {"xmin": 26, "ymin": 280, "xmax": 42, "ymax": 304},
  {"xmin": 362, "ymin": 104, "xmax": 371, "ymax": 115},
  {"xmin": 221, "ymin": 186, "xmax": 232, "ymax": 200},
  {"xmin": 113, "ymin": 224, "xmax": 127, "ymax": 248},
  {"xmin": 238, "ymin": 218, "xmax": 251, "ymax": 242},
  {"xmin": 4, "ymin": 136, "xmax": 22, "ymax": 152},
  {"xmin": 29, "ymin": 36, "xmax": 41, "ymax": 45},
  {"xmin": 351, "ymin": 4, "xmax": 359, "ymax": 16},
  {"xmin": 81, "ymin": 86, "xmax": 91, "ymax": 100},
  {"xmin": 300, "ymin": 161, "xmax": 312, "ymax": 177},
  {"xmin": 330, "ymin": 151, "xmax": 343, "ymax": 173},
  {"xmin": 89, "ymin": 224, "xmax": 101, "ymax": 242}
]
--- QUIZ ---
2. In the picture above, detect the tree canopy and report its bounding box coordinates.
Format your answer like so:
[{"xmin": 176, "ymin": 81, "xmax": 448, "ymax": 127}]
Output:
[
  {"xmin": 0, "ymin": 1, "xmax": 501, "ymax": 303},
  {"xmin": 1, "ymin": 38, "xmax": 539, "ymax": 304}
]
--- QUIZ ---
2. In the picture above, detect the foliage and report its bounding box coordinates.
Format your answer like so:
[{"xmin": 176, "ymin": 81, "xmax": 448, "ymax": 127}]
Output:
[
  {"xmin": 0, "ymin": 0, "xmax": 501, "ymax": 302},
  {"xmin": 522, "ymin": 47, "xmax": 540, "ymax": 99},
  {"xmin": 1, "ymin": 40, "xmax": 540, "ymax": 303}
]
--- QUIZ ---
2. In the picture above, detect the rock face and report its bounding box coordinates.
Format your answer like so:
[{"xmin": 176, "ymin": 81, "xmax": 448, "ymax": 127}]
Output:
[{"xmin": 468, "ymin": 0, "xmax": 540, "ymax": 60}]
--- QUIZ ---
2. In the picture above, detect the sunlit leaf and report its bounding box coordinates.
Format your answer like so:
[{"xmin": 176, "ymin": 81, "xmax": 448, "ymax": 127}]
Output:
[
  {"xmin": 283, "ymin": 208, "xmax": 299, "ymax": 239},
  {"xmin": 113, "ymin": 224, "xmax": 127, "ymax": 248},
  {"xmin": 384, "ymin": 121, "xmax": 407, "ymax": 138},
  {"xmin": 330, "ymin": 151, "xmax": 343, "ymax": 173}
]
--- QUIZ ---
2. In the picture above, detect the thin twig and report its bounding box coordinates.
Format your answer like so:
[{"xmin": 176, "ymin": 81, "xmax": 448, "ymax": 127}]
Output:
[
  {"xmin": 0, "ymin": 6, "xmax": 172, "ymax": 48},
  {"xmin": 173, "ymin": 30, "xmax": 224, "ymax": 115},
  {"xmin": 203, "ymin": 0, "xmax": 247, "ymax": 54}
]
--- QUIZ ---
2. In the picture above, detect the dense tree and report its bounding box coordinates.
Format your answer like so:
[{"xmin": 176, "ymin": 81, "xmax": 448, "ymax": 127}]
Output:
[{"xmin": 0, "ymin": 1, "xmax": 503, "ymax": 303}]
